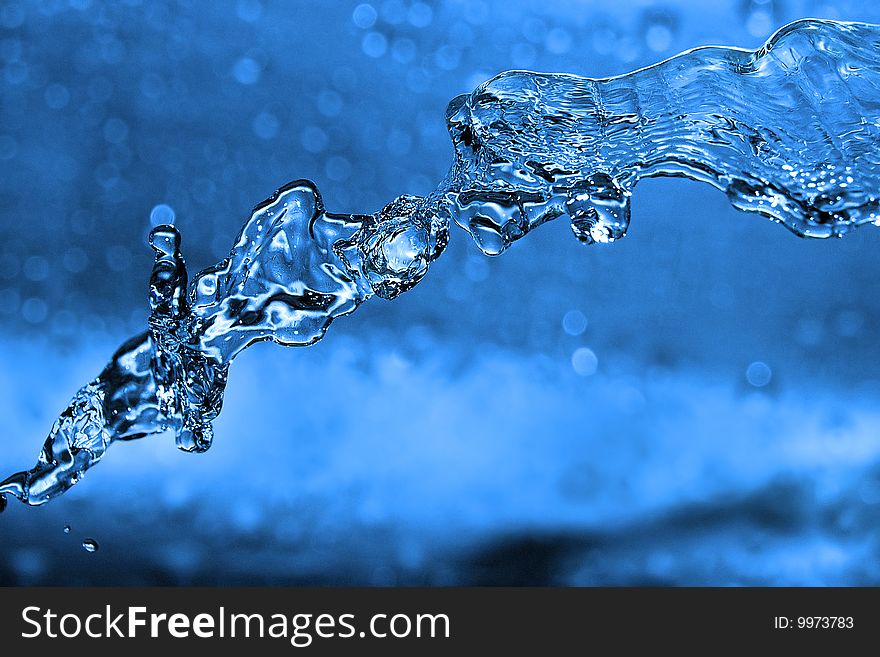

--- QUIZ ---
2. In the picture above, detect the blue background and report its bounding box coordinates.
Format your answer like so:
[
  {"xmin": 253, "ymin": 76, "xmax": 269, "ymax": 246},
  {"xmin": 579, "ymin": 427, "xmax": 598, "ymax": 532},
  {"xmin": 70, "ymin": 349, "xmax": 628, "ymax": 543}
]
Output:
[{"xmin": 1, "ymin": 0, "xmax": 880, "ymax": 585}]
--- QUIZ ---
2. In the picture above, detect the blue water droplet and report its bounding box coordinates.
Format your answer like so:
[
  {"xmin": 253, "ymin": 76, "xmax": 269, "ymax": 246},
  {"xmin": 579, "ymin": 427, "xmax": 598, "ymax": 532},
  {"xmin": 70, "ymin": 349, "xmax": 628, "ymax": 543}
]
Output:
[
  {"xmin": 572, "ymin": 348, "xmax": 598, "ymax": 376},
  {"xmin": 150, "ymin": 204, "xmax": 176, "ymax": 227},
  {"xmin": 352, "ymin": 3, "xmax": 377, "ymax": 29},
  {"xmin": 252, "ymin": 111, "xmax": 280, "ymax": 140},
  {"xmin": 232, "ymin": 57, "xmax": 261, "ymax": 85},
  {"xmin": 562, "ymin": 310, "xmax": 588, "ymax": 336},
  {"xmin": 362, "ymin": 31, "xmax": 387, "ymax": 58},
  {"xmin": 746, "ymin": 361, "xmax": 772, "ymax": 387}
]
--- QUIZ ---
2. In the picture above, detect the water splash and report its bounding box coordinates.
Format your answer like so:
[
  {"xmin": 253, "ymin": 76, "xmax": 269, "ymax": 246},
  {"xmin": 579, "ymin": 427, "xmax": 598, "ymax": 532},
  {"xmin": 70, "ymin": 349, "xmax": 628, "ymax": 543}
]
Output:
[
  {"xmin": 442, "ymin": 18, "xmax": 880, "ymax": 254},
  {"xmin": 1, "ymin": 19, "xmax": 878, "ymax": 508}
]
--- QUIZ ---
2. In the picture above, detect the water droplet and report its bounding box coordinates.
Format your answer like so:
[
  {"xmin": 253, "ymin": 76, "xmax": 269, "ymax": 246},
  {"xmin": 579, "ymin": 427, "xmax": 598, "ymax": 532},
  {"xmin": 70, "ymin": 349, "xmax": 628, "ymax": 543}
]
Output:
[
  {"xmin": 572, "ymin": 347, "xmax": 598, "ymax": 376},
  {"xmin": 63, "ymin": 524, "xmax": 71, "ymax": 534},
  {"xmin": 23, "ymin": 255, "xmax": 49, "ymax": 282},
  {"xmin": 407, "ymin": 2, "xmax": 432, "ymax": 28},
  {"xmin": 746, "ymin": 9, "xmax": 774, "ymax": 38},
  {"xmin": 645, "ymin": 23, "xmax": 673, "ymax": 52},
  {"xmin": 82, "ymin": 538, "xmax": 99, "ymax": 553},
  {"xmin": 795, "ymin": 318, "xmax": 823, "ymax": 346},
  {"xmin": 44, "ymin": 83, "xmax": 70, "ymax": 110},
  {"xmin": 232, "ymin": 57, "xmax": 261, "ymax": 85},
  {"xmin": 746, "ymin": 361, "xmax": 772, "ymax": 387},
  {"xmin": 835, "ymin": 310, "xmax": 864, "ymax": 337},
  {"xmin": 545, "ymin": 28, "xmax": 573, "ymax": 55},
  {"xmin": 21, "ymin": 297, "xmax": 48, "ymax": 324},
  {"xmin": 149, "ymin": 203, "xmax": 176, "ymax": 227},
  {"xmin": 0, "ymin": 494, "xmax": 6, "ymax": 513},
  {"xmin": 362, "ymin": 31, "xmax": 388, "ymax": 58},
  {"xmin": 103, "ymin": 117, "xmax": 129, "ymax": 144},
  {"xmin": 236, "ymin": 0, "xmax": 263, "ymax": 23},
  {"xmin": 562, "ymin": 310, "xmax": 588, "ymax": 336},
  {"xmin": 352, "ymin": 3, "xmax": 378, "ymax": 29},
  {"xmin": 252, "ymin": 110, "xmax": 280, "ymax": 140}
]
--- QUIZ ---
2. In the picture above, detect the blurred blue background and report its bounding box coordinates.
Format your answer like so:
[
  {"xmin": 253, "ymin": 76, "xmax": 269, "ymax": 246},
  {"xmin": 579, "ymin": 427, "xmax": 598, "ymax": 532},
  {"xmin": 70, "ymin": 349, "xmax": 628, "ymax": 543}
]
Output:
[{"xmin": 2, "ymin": 0, "xmax": 880, "ymax": 585}]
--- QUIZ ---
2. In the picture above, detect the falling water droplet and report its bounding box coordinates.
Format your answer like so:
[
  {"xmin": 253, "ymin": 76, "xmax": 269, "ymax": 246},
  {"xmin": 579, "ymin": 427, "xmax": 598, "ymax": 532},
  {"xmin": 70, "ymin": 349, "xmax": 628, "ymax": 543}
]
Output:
[
  {"xmin": 0, "ymin": 494, "xmax": 6, "ymax": 513},
  {"xmin": 63, "ymin": 524, "xmax": 71, "ymax": 534},
  {"xmin": 82, "ymin": 538, "xmax": 99, "ymax": 553}
]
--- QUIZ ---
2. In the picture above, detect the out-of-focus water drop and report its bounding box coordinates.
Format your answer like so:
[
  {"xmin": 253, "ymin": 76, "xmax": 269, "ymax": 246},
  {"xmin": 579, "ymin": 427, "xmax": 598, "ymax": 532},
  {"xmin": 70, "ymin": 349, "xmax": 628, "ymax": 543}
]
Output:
[
  {"xmin": 352, "ymin": 3, "xmax": 378, "ymax": 29},
  {"xmin": 82, "ymin": 538, "xmax": 99, "ymax": 553},
  {"xmin": 743, "ymin": 0, "xmax": 777, "ymax": 38},
  {"xmin": 562, "ymin": 310, "xmax": 588, "ymax": 336},
  {"xmin": 746, "ymin": 361, "xmax": 773, "ymax": 387},
  {"xmin": 149, "ymin": 204, "xmax": 175, "ymax": 227},
  {"xmin": 572, "ymin": 347, "xmax": 599, "ymax": 376}
]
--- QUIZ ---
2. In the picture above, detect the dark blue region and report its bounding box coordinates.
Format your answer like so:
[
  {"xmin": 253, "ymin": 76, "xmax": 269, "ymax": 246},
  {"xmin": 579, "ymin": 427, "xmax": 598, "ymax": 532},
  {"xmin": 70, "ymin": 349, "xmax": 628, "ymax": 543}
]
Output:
[{"xmin": 1, "ymin": 0, "xmax": 880, "ymax": 585}]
